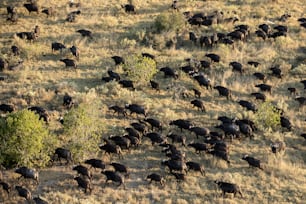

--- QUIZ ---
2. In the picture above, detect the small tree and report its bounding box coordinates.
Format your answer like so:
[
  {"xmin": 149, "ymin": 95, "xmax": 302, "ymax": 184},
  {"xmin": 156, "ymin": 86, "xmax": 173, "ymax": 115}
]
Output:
[
  {"xmin": 154, "ymin": 12, "xmax": 186, "ymax": 33},
  {"xmin": 0, "ymin": 110, "xmax": 55, "ymax": 168},
  {"xmin": 254, "ymin": 101, "xmax": 281, "ymax": 130},
  {"xmin": 63, "ymin": 103, "xmax": 102, "ymax": 162},
  {"xmin": 123, "ymin": 54, "xmax": 157, "ymax": 85}
]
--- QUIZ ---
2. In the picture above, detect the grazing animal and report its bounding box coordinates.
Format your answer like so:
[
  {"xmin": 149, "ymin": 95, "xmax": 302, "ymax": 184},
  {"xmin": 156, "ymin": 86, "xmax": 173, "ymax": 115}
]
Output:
[
  {"xmin": 42, "ymin": 7, "xmax": 55, "ymax": 17},
  {"xmin": 214, "ymin": 86, "xmax": 232, "ymax": 99},
  {"xmin": 189, "ymin": 126, "xmax": 210, "ymax": 138},
  {"xmin": 28, "ymin": 106, "xmax": 50, "ymax": 122},
  {"xmin": 269, "ymin": 65, "xmax": 282, "ymax": 78},
  {"xmin": 52, "ymin": 147, "xmax": 73, "ymax": 165},
  {"xmin": 7, "ymin": 6, "xmax": 16, "ymax": 16},
  {"xmin": 192, "ymin": 88, "xmax": 201, "ymax": 98},
  {"xmin": 199, "ymin": 60, "xmax": 211, "ymax": 69},
  {"xmin": 248, "ymin": 61, "xmax": 260, "ymax": 67},
  {"xmin": 287, "ymin": 87, "xmax": 297, "ymax": 95},
  {"xmin": 99, "ymin": 143, "xmax": 123, "ymax": 158},
  {"xmin": 0, "ymin": 104, "xmax": 15, "ymax": 113},
  {"xmin": 270, "ymin": 140, "xmax": 286, "ymax": 154},
  {"xmin": 7, "ymin": 11, "xmax": 18, "ymax": 23},
  {"xmin": 199, "ymin": 36, "xmax": 212, "ymax": 48},
  {"xmin": 171, "ymin": 0, "xmax": 178, "ymax": 10},
  {"xmin": 215, "ymin": 123, "xmax": 240, "ymax": 138},
  {"xmin": 238, "ymin": 100, "xmax": 257, "ymax": 112},
  {"xmin": 251, "ymin": 92, "xmax": 266, "ymax": 101},
  {"xmin": 24, "ymin": 2, "xmax": 39, "ymax": 14},
  {"xmin": 73, "ymin": 165, "xmax": 92, "ymax": 180},
  {"xmin": 101, "ymin": 170, "xmax": 125, "ymax": 188},
  {"xmin": 111, "ymin": 56, "xmax": 125, "ymax": 65},
  {"xmin": 242, "ymin": 155, "xmax": 263, "ymax": 170},
  {"xmin": 295, "ymin": 97, "xmax": 306, "ymax": 107},
  {"xmin": 145, "ymin": 132, "xmax": 165, "ymax": 145},
  {"xmin": 16, "ymin": 31, "xmax": 37, "ymax": 41},
  {"xmin": 189, "ymin": 32, "xmax": 197, "ymax": 45},
  {"xmin": 63, "ymin": 93, "xmax": 74, "ymax": 109},
  {"xmin": 84, "ymin": 159, "xmax": 106, "ymax": 170},
  {"xmin": 76, "ymin": 29, "xmax": 93, "ymax": 39},
  {"xmin": 110, "ymin": 163, "xmax": 129, "ymax": 177},
  {"xmin": 66, "ymin": 10, "xmax": 81, "ymax": 22},
  {"xmin": 170, "ymin": 172, "xmax": 185, "ymax": 181},
  {"xmin": 188, "ymin": 142, "xmax": 208, "ymax": 154},
  {"xmin": 122, "ymin": 4, "xmax": 136, "ymax": 14},
  {"xmin": 166, "ymin": 132, "xmax": 186, "ymax": 146},
  {"xmin": 229, "ymin": 61, "xmax": 244, "ymax": 74},
  {"xmin": 190, "ymin": 99, "xmax": 206, "ymax": 112},
  {"xmin": 11, "ymin": 45, "xmax": 20, "ymax": 56},
  {"xmin": 107, "ymin": 70, "xmax": 121, "ymax": 81},
  {"xmin": 280, "ymin": 116, "xmax": 292, "ymax": 131},
  {"xmin": 205, "ymin": 53, "xmax": 220, "ymax": 63},
  {"xmin": 144, "ymin": 118, "xmax": 163, "ymax": 131},
  {"xmin": 130, "ymin": 122, "xmax": 146, "ymax": 134},
  {"xmin": 150, "ymin": 80, "xmax": 160, "ymax": 91},
  {"xmin": 208, "ymin": 149, "xmax": 230, "ymax": 163},
  {"xmin": 228, "ymin": 30, "xmax": 245, "ymax": 41},
  {"xmin": 192, "ymin": 74, "xmax": 211, "ymax": 89},
  {"xmin": 300, "ymin": 80, "xmax": 306, "ymax": 89},
  {"xmin": 119, "ymin": 80, "xmax": 135, "ymax": 90},
  {"xmin": 214, "ymin": 181, "xmax": 243, "ymax": 198},
  {"xmin": 125, "ymin": 104, "xmax": 146, "ymax": 117},
  {"xmin": 33, "ymin": 196, "xmax": 49, "ymax": 204},
  {"xmin": 253, "ymin": 72, "xmax": 265, "ymax": 81},
  {"xmin": 123, "ymin": 134, "xmax": 140, "ymax": 147},
  {"xmin": 15, "ymin": 186, "xmax": 32, "ymax": 201},
  {"xmin": 108, "ymin": 105, "xmax": 127, "ymax": 117},
  {"xmin": 0, "ymin": 58, "xmax": 8, "ymax": 71},
  {"xmin": 160, "ymin": 67, "xmax": 178, "ymax": 79},
  {"xmin": 109, "ymin": 135, "xmax": 131, "ymax": 150},
  {"xmin": 60, "ymin": 58, "xmax": 77, "ymax": 69},
  {"xmin": 125, "ymin": 127, "xmax": 141, "ymax": 139},
  {"xmin": 70, "ymin": 45, "xmax": 80, "ymax": 59},
  {"xmin": 74, "ymin": 177, "xmax": 92, "ymax": 193},
  {"xmin": 146, "ymin": 173, "xmax": 165, "ymax": 186},
  {"xmin": 255, "ymin": 84, "xmax": 272, "ymax": 93},
  {"xmin": 169, "ymin": 119, "xmax": 193, "ymax": 132},
  {"xmin": 186, "ymin": 161, "xmax": 205, "ymax": 176},
  {"xmin": 300, "ymin": 133, "xmax": 306, "ymax": 140},
  {"xmin": 161, "ymin": 159, "xmax": 187, "ymax": 174},
  {"xmin": 15, "ymin": 166, "xmax": 39, "ymax": 184},
  {"xmin": 52, "ymin": 42, "xmax": 66, "ymax": 52},
  {"xmin": 0, "ymin": 181, "xmax": 11, "ymax": 195},
  {"xmin": 142, "ymin": 53, "xmax": 155, "ymax": 60}
]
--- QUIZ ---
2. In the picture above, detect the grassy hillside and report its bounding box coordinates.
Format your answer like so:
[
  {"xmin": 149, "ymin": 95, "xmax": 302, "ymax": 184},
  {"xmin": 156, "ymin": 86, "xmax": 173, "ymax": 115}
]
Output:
[{"xmin": 0, "ymin": 0, "xmax": 305, "ymax": 203}]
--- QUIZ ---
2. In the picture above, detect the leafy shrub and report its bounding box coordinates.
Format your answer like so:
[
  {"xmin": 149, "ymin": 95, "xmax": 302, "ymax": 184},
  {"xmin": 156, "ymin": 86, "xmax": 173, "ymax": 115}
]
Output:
[
  {"xmin": 254, "ymin": 101, "xmax": 281, "ymax": 130},
  {"xmin": 123, "ymin": 54, "xmax": 157, "ymax": 85},
  {"xmin": 62, "ymin": 103, "xmax": 102, "ymax": 162},
  {"xmin": 154, "ymin": 12, "xmax": 186, "ymax": 33},
  {"xmin": 0, "ymin": 110, "xmax": 55, "ymax": 168}
]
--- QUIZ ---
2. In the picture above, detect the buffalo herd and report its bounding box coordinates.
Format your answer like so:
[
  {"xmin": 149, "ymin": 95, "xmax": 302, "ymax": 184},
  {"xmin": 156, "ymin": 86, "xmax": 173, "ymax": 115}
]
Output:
[{"xmin": 0, "ymin": 0, "xmax": 305, "ymax": 203}]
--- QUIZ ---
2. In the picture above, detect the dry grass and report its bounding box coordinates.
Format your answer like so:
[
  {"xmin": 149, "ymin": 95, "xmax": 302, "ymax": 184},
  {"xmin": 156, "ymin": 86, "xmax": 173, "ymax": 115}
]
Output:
[{"xmin": 0, "ymin": 0, "xmax": 306, "ymax": 203}]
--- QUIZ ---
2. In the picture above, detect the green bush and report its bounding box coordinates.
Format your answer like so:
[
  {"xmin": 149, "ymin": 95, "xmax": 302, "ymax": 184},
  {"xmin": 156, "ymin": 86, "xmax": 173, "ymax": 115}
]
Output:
[
  {"xmin": 62, "ymin": 103, "xmax": 102, "ymax": 162},
  {"xmin": 154, "ymin": 12, "xmax": 186, "ymax": 33},
  {"xmin": 254, "ymin": 101, "xmax": 282, "ymax": 130},
  {"xmin": 123, "ymin": 54, "xmax": 158, "ymax": 85},
  {"xmin": 0, "ymin": 110, "xmax": 55, "ymax": 168}
]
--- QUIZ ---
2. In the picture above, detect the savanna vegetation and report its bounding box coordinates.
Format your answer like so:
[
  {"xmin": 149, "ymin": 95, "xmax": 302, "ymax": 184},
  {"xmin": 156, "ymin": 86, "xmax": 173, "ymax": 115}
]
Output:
[{"xmin": 0, "ymin": 0, "xmax": 305, "ymax": 203}]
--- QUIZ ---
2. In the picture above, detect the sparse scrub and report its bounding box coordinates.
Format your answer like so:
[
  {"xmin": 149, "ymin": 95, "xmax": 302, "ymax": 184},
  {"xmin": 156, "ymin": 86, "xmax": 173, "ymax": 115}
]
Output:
[
  {"xmin": 0, "ymin": 109, "xmax": 55, "ymax": 168},
  {"xmin": 254, "ymin": 101, "xmax": 281, "ymax": 130},
  {"xmin": 123, "ymin": 54, "xmax": 157, "ymax": 85},
  {"xmin": 62, "ymin": 103, "xmax": 102, "ymax": 162},
  {"xmin": 154, "ymin": 12, "xmax": 186, "ymax": 33}
]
